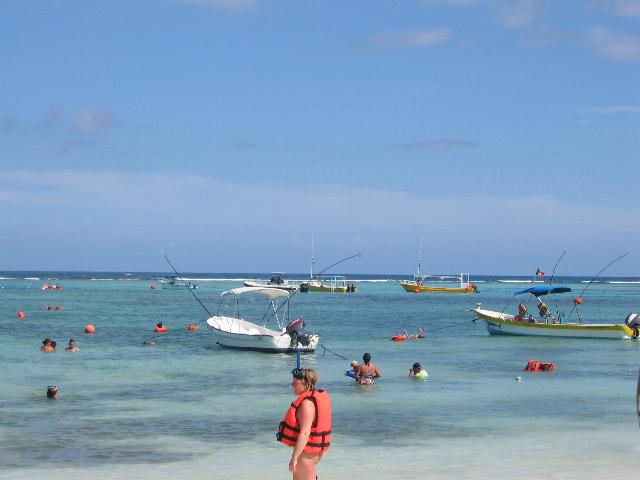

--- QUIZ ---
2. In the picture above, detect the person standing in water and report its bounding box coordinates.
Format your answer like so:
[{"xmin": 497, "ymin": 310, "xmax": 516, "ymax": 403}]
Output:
[
  {"xmin": 355, "ymin": 352, "xmax": 381, "ymax": 385},
  {"xmin": 409, "ymin": 362, "xmax": 429, "ymax": 379},
  {"xmin": 277, "ymin": 368, "xmax": 331, "ymax": 480}
]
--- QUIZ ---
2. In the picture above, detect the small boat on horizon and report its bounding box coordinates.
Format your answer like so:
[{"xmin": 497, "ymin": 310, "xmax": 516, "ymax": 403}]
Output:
[
  {"xmin": 244, "ymin": 272, "xmax": 298, "ymax": 292},
  {"xmin": 300, "ymin": 275, "xmax": 357, "ymax": 293},
  {"xmin": 42, "ymin": 282, "xmax": 64, "ymax": 291},
  {"xmin": 206, "ymin": 287, "xmax": 319, "ymax": 352},
  {"xmin": 160, "ymin": 275, "xmax": 199, "ymax": 290},
  {"xmin": 400, "ymin": 237, "xmax": 477, "ymax": 294},
  {"xmin": 472, "ymin": 285, "xmax": 639, "ymax": 339}
]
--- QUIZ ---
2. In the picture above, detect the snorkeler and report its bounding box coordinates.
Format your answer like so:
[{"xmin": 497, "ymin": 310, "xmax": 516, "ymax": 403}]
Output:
[{"xmin": 409, "ymin": 362, "xmax": 429, "ymax": 379}]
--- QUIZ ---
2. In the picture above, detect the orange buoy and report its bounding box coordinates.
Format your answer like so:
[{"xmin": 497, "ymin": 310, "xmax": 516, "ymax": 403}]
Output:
[
  {"xmin": 186, "ymin": 323, "xmax": 198, "ymax": 331},
  {"xmin": 573, "ymin": 297, "xmax": 583, "ymax": 305},
  {"xmin": 85, "ymin": 324, "xmax": 95, "ymax": 334},
  {"xmin": 154, "ymin": 325, "xmax": 167, "ymax": 333},
  {"xmin": 150, "ymin": 284, "xmax": 157, "ymax": 290},
  {"xmin": 17, "ymin": 311, "xmax": 26, "ymax": 319},
  {"xmin": 413, "ymin": 287, "xmax": 420, "ymax": 293},
  {"xmin": 391, "ymin": 335, "xmax": 407, "ymax": 342}
]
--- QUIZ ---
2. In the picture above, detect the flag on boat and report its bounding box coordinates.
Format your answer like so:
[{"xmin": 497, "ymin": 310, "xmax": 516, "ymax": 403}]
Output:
[{"xmin": 535, "ymin": 268, "xmax": 545, "ymax": 278}]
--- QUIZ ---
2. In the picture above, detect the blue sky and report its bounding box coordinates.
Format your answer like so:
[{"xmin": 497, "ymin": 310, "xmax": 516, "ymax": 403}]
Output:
[{"xmin": 1, "ymin": 0, "xmax": 639, "ymax": 275}]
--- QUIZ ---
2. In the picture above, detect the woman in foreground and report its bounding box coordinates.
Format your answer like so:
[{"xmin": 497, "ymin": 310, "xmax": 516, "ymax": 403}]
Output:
[{"xmin": 277, "ymin": 368, "xmax": 332, "ymax": 480}]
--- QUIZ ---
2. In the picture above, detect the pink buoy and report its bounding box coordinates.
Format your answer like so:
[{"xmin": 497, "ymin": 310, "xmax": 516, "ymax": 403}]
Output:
[
  {"xmin": 17, "ymin": 311, "xmax": 26, "ymax": 319},
  {"xmin": 150, "ymin": 284, "xmax": 157, "ymax": 290},
  {"xmin": 47, "ymin": 305, "xmax": 53, "ymax": 311},
  {"xmin": 85, "ymin": 324, "xmax": 95, "ymax": 334},
  {"xmin": 54, "ymin": 306, "xmax": 63, "ymax": 311}
]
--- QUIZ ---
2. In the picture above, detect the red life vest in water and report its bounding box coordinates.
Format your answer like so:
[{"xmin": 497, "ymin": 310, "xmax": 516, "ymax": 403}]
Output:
[{"xmin": 277, "ymin": 390, "xmax": 331, "ymax": 454}]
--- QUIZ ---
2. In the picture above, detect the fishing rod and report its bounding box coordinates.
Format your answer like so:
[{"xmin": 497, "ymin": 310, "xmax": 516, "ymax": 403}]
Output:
[
  {"xmin": 549, "ymin": 250, "xmax": 567, "ymax": 320},
  {"xmin": 565, "ymin": 252, "xmax": 629, "ymax": 322},
  {"xmin": 310, "ymin": 252, "xmax": 362, "ymax": 280},
  {"xmin": 164, "ymin": 254, "xmax": 214, "ymax": 318}
]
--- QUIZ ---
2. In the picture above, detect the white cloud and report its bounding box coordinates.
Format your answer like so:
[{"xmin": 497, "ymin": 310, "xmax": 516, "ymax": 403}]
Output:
[
  {"xmin": 582, "ymin": 105, "xmax": 640, "ymax": 114},
  {"xmin": 586, "ymin": 26, "xmax": 640, "ymax": 62},
  {"xmin": 613, "ymin": 0, "xmax": 640, "ymax": 17},
  {"xmin": 0, "ymin": 169, "xmax": 638, "ymax": 273},
  {"xmin": 496, "ymin": 0, "xmax": 542, "ymax": 28},
  {"xmin": 370, "ymin": 27, "xmax": 452, "ymax": 49},
  {"xmin": 172, "ymin": 0, "xmax": 258, "ymax": 11},
  {"xmin": 72, "ymin": 108, "xmax": 120, "ymax": 134},
  {"xmin": 393, "ymin": 139, "xmax": 479, "ymax": 151}
]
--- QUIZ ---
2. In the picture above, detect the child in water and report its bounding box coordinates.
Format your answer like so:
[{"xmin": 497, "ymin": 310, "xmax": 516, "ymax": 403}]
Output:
[{"xmin": 409, "ymin": 362, "xmax": 429, "ymax": 380}]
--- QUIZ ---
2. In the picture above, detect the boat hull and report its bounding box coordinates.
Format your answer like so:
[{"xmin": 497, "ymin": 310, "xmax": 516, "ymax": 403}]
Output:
[
  {"xmin": 206, "ymin": 316, "xmax": 318, "ymax": 352},
  {"xmin": 473, "ymin": 308, "xmax": 633, "ymax": 339},
  {"xmin": 400, "ymin": 282, "xmax": 475, "ymax": 294},
  {"xmin": 243, "ymin": 280, "xmax": 298, "ymax": 292},
  {"xmin": 304, "ymin": 284, "xmax": 348, "ymax": 293}
]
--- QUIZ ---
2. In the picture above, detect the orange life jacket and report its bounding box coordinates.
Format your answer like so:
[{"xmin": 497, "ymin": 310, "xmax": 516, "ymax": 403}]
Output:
[{"xmin": 277, "ymin": 389, "xmax": 331, "ymax": 454}]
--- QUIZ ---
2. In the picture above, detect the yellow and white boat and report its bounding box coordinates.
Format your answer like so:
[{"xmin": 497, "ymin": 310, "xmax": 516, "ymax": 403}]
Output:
[
  {"xmin": 472, "ymin": 286, "xmax": 638, "ymax": 339},
  {"xmin": 400, "ymin": 273, "xmax": 478, "ymax": 294},
  {"xmin": 301, "ymin": 276, "xmax": 356, "ymax": 293}
]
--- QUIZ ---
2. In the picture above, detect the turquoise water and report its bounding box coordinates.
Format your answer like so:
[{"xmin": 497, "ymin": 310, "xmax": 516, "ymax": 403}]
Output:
[{"xmin": 1, "ymin": 274, "xmax": 639, "ymax": 479}]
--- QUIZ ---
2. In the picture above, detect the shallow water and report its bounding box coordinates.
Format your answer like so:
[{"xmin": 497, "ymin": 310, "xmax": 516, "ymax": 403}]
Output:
[{"xmin": 1, "ymin": 274, "xmax": 639, "ymax": 479}]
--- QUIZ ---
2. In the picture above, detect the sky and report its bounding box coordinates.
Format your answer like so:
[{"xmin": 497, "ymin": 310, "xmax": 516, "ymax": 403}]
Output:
[{"xmin": 1, "ymin": 0, "xmax": 639, "ymax": 275}]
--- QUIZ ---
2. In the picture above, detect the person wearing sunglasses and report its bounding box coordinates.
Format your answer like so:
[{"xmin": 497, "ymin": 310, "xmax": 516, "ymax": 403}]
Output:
[{"xmin": 277, "ymin": 368, "xmax": 332, "ymax": 479}]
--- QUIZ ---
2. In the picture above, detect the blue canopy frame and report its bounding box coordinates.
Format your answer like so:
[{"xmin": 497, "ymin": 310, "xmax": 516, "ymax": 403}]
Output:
[{"xmin": 514, "ymin": 286, "xmax": 572, "ymax": 297}]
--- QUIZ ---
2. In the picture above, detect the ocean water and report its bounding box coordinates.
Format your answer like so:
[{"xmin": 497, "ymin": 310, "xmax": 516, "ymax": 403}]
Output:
[{"xmin": 0, "ymin": 273, "xmax": 639, "ymax": 480}]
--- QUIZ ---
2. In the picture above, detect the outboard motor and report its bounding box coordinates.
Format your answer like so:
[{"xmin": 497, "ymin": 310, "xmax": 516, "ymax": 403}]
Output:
[
  {"xmin": 625, "ymin": 313, "xmax": 640, "ymax": 339},
  {"xmin": 285, "ymin": 318, "xmax": 311, "ymax": 346},
  {"xmin": 625, "ymin": 313, "xmax": 640, "ymax": 328}
]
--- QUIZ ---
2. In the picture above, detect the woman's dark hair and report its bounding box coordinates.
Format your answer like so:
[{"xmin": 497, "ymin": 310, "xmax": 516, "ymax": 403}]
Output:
[
  {"xmin": 363, "ymin": 352, "xmax": 371, "ymax": 363},
  {"xmin": 413, "ymin": 362, "xmax": 421, "ymax": 370}
]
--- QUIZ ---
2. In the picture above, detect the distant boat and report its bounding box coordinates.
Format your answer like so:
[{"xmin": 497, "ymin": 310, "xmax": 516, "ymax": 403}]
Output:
[
  {"xmin": 400, "ymin": 237, "xmax": 477, "ymax": 294},
  {"xmin": 42, "ymin": 281, "xmax": 64, "ymax": 291},
  {"xmin": 302, "ymin": 275, "xmax": 357, "ymax": 293},
  {"xmin": 160, "ymin": 275, "xmax": 198, "ymax": 289},
  {"xmin": 244, "ymin": 272, "xmax": 298, "ymax": 292},
  {"xmin": 206, "ymin": 287, "xmax": 319, "ymax": 352},
  {"xmin": 472, "ymin": 285, "xmax": 638, "ymax": 339},
  {"xmin": 298, "ymin": 238, "xmax": 358, "ymax": 293}
]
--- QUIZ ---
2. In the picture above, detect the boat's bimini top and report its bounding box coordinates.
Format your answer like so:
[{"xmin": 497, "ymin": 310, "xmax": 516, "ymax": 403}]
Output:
[
  {"xmin": 514, "ymin": 286, "xmax": 572, "ymax": 297},
  {"xmin": 220, "ymin": 286, "xmax": 290, "ymax": 299}
]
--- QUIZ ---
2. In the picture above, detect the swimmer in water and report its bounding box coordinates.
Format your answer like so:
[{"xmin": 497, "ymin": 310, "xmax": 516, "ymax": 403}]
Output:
[
  {"xmin": 46, "ymin": 386, "xmax": 58, "ymax": 399},
  {"xmin": 41, "ymin": 339, "xmax": 54, "ymax": 352},
  {"xmin": 65, "ymin": 338, "xmax": 79, "ymax": 352},
  {"xmin": 409, "ymin": 362, "xmax": 429, "ymax": 379}
]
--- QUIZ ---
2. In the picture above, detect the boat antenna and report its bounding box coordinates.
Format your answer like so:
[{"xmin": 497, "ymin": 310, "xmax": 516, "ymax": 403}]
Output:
[
  {"xmin": 311, "ymin": 234, "xmax": 315, "ymax": 279},
  {"xmin": 164, "ymin": 254, "xmax": 214, "ymax": 318},
  {"xmin": 565, "ymin": 252, "xmax": 629, "ymax": 322},
  {"xmin": 312, "ymin": 252, "xmax": 362, "ymax": 280},
  {"xmin": 417, "ymin": 235, "xmax": 423, "ymax": 278},
  {"xmin": 548, "ymin": 250, "xmax": 567, "ymax": 320}
]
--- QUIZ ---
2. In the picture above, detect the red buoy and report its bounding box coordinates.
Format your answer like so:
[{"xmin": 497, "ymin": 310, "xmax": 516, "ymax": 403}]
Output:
[
  {"xmin": 186, "ymin": 323, "xmax": 198, "ymax": 331},
  {"xmin": 46, "ymin": 305, "xmax": 53, "ymax": 311},
  {"xmin": 150, "ymin": 284, "xmax": 157, "ymax": 290},
  {"xmin": 17, "ymin": 311, "xmax": 26, "ymax": 319},
  {"xmin": 413, "ymin": 287, "xmax": 420, "ymax": 293},
  {"xmin": 574, "ymin": 297, "xmax": 583, "ymax": 305},
  {"xmin": 85, "ymin": 324, "xmax": 95, "ymax": 334}
]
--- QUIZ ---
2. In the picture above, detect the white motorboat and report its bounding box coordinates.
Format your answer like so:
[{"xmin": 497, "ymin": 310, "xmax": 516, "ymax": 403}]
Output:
[
  {"xmin": 206, "ymin": 287, "xmax": 319, "ymax": 352},
  {"xmin": 160, "ymin": 275, "xmax": 199, "ymax": 289},
  {"xmin": 243, "ymin": 272, "xmax": 298, "ymax": 292}
]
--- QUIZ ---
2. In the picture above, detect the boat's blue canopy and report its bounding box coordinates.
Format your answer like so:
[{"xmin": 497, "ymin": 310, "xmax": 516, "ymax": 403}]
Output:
[{"xmin": 514, "ymin": 286, "xmax": 572, "ymax": 297}]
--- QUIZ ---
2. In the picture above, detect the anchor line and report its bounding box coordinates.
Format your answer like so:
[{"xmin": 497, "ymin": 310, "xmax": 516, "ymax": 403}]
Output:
[{"xmin": 318, "ymin": 343, "xmax": 350, "ymax": 361}]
